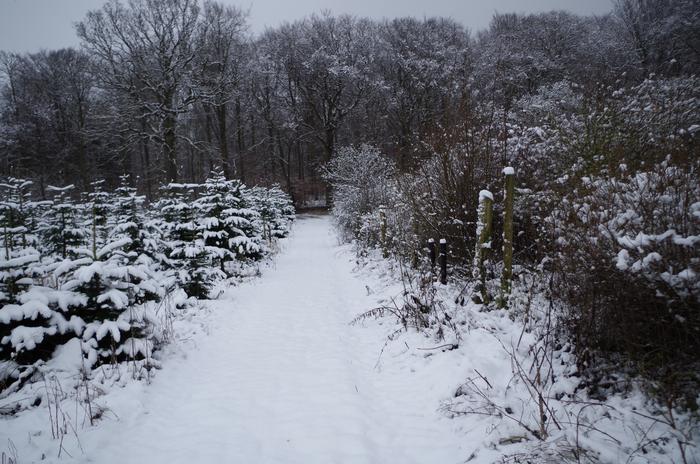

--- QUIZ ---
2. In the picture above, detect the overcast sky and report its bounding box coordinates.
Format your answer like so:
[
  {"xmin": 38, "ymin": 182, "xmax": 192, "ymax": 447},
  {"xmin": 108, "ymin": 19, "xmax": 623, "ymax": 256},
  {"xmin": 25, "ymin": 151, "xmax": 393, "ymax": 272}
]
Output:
[{"xmin": 0, "ymin": 0, "xmax": 614, "ymax": 53}]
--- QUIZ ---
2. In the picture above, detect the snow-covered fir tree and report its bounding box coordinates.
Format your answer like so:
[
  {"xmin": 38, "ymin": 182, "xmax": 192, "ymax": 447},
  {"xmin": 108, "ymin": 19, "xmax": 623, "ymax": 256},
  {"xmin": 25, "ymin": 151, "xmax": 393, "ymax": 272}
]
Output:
[
  {"xmin": 226, "ymin": 182, "xmax": 264, "ymax": 260},
  {"xmin": 83, "ymin": 180, "xmax": 112, "ymax": 259},
  {"xmin": 39, "ymin": 185, "xmax": 86, "ymax": 260},
  {"xmin": 157, "ymin": 183, "xmax": 214, "ymax": 298},
  {"xmin": 111, "ymin": 175, "xmax": 164, "ymax": 266},
  {"xmin": 194, "ymin": 172, "xmax": 240, "ymax": 273},
  {"xmin": 56, "ymin": 178, "xmax": 165, "ymax": 367},
  {"xmin": 245, "ymin": 185, "xmax": 295, "ymax": 241},
  {"xmin": 195, "ymin": 172, "xmax": 266, "ymax": 274},
  {"xmin": 0, "ymin": 178, "xmax": 40, "ymax": 305},
  {"xmin": 1, "ymin": 172, "xmax": 296, "ymax": 394}
]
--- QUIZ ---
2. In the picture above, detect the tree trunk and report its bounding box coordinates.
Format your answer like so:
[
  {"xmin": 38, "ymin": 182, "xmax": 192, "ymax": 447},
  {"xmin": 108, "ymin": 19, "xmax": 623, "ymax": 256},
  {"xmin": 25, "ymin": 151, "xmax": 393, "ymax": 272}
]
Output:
[
  {"xmin": 163, "ymin": 114, "xmax": 178, "ymax": 183},
  {"xmin": 235, "ymin": 98, "xmax": 245, "ymax": 182},
  {"xmin": 141, "ymin": 131, "xmax": 152, "ymax": 199},
  {"xmin": 216, "ymin": 104, "xmax": 231, "ymax": 178}
]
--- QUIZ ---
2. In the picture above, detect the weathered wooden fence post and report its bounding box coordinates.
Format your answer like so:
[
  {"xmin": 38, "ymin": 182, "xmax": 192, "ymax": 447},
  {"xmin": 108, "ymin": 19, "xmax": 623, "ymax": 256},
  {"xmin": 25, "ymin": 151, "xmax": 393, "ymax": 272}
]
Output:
[
  {"xmin": 474, "ymin": 190, "xmax": 493, "ymax": 304},
  {"xmin": 379, "ymin": 205, "xmax": 388, "ymax": 258},
  {"xmin": 427, "ymin": 238, "xmax": 436, "ymax": 267},
  {"xmin": 439, "ymin": 238, "xmax": 447, "ymax": 285},
  {"xmin": 499, "ymin": 167, "xmax": 515, "ymax": 308}
]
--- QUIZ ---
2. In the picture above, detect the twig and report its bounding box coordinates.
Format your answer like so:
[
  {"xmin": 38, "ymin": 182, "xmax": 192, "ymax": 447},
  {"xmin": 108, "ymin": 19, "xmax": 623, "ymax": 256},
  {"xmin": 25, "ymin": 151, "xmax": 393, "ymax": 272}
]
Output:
[
  {"xmin": 473, "ymin": 368, "xmax": 493, "ymax": 389},
  {"xmin": 416, "ymin": 343, "xmax": 457, "ymax": 351}
]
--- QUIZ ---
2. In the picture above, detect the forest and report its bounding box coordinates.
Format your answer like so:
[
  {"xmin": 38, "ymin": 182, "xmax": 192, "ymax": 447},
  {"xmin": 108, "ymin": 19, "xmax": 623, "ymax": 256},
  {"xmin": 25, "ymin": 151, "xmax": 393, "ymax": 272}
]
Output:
[{"xmin": 0, "ymin": 0, "xmax": 699, "ymax": 462}]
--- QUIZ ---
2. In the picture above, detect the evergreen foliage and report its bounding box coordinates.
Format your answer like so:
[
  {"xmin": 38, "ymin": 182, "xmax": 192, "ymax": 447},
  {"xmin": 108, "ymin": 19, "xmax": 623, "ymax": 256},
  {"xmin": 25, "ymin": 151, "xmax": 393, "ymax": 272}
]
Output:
[{"xmin": 0, "ymin": 176, "xmax": 294, "ymax": 391}]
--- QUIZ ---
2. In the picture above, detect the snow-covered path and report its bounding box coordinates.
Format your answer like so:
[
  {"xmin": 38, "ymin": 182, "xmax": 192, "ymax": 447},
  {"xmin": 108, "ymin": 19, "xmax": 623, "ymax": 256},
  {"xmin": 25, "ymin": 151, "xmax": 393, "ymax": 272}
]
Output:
[{"xmin": 71, "ymin": 215, "xmax": 465, "ymax": 464}]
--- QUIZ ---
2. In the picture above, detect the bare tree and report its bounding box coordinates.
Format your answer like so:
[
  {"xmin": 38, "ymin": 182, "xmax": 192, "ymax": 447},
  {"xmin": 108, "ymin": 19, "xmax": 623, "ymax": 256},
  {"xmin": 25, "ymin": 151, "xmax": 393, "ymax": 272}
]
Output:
[
  {"xmin": 77, "ymin": 0, "xmax": 202, "ymax": 182},
  {"xmin": 196, "ymin": 1, "xmax": 249, "ymax": 179}
]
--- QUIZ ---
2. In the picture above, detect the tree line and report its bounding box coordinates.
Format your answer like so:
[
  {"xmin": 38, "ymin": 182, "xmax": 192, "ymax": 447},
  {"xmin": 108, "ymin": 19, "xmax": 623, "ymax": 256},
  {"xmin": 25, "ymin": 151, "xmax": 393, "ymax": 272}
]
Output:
[{"xmin": 1, "ymin": 0, "xmax": 697, "ymax": 205}]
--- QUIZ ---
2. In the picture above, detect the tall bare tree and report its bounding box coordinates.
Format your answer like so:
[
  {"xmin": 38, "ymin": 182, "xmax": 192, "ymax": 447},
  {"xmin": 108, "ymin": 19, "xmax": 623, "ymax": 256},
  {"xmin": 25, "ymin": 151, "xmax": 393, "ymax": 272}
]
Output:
[
  {"xmin": 77, "ymin": 0, "xmax": 202, "ymax": 182},
  {"xmin": 196, "ymin": 1, "xmax": 248, "ymax": 179}
]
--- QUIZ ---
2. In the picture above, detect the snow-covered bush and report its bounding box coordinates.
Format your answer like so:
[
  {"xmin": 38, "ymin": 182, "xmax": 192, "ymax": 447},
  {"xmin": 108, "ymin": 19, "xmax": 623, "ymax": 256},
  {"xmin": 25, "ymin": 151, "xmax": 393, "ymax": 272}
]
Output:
[
  {"xmin": 326, "ymin": 75, "xmax": 699, "ymax": 419},
  {"xmin": 322, "ymin": 144, "xmax": 397, "ymax": 244},
  {"xmin": 551, "ymin": 159, "xmax": 699, "ymax": 407},
  {"xmin": 502, "ymin": 76, "xmax": 700, "ymax": 408},
  {"xmin": 396, "ymin": 144, "xmax": 502, "ymax": 269}
]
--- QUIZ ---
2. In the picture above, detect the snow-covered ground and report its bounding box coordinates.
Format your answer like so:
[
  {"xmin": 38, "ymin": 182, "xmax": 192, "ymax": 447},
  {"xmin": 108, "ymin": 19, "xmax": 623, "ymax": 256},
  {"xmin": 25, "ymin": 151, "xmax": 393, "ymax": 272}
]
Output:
[
  {"xmin": 1, "ymin": 215, "xmax": 468, "ymax": 463},
  {"xmin": 2, "ymin": 214, "xmax": 697, "ymax": 464}
]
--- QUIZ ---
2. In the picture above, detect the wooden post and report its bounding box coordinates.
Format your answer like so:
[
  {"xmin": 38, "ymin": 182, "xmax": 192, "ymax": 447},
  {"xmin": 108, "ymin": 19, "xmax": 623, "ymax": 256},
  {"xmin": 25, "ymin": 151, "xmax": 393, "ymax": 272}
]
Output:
[
  {"xmin": 439, "ymin": 238, "xmax": 447, "ymax": 285},
  {"xmin": 379, "ymin": 206, "xmax": 388, "ymax": 258},
  {"xmin": 475, "ymin": 190, "xmax": 493, "ymax": 304},
  {"xmin": 427, "ymin": 238, "xmax": 436, "ymax": 267},
  {"xmin": 499, "ymin": 168, "xmax": 515, "ymax": 308}
]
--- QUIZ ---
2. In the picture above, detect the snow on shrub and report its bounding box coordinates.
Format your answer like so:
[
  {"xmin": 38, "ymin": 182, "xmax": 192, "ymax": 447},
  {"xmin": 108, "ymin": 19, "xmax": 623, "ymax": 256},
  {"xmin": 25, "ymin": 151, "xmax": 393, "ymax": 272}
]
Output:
[
  {"xmin": 551, "ymin": 159, "xmax": 699, "ymax": 397},
  {"xmin": 322, "ymin": 144, "xmax": 397, "ymax": 244}
]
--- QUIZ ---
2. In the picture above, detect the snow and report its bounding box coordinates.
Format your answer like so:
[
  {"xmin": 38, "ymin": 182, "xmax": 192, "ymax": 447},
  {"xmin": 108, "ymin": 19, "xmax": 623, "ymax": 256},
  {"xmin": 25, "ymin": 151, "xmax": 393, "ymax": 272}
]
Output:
[
  {"xmin": 44, "ymin": 338, "xmax": 84, "ymax": 372},
  {"xmin": 91, "ymin": 319, "xmax": 129, "ymax": 342},
  {"xmin": 616, "ymin": 249, "xmax": 630, "ymax": 270},
  {"xmin": 0, "ymin": 300, "xmax": 53, "ymax": 323},
  {"xmin": 97, "ymin": 237, "xmax": 131, "ymax": 259},
  {"xmin": 502, "ymin": 166, "xmax": 515, "ymax": 175},
  {"xmin": 1, "ymin": 216, "xmax": 695, "ymax": 463},
  {"xmin": 4, "ymin": 325, "xmax": 57, "ymax": 350},
  {"xmin": 478, "ymin": 189, "xmax": 493, "ymax": 201},
  {"xmin": 0, "ymin": 253, "xmax": 39, "ymax": 269},
  {"xmin": 96, "ymin": 288, "xmax": 130, "ymax": 309},
  {"xmin": 0, "ymin": 215, "xmax": 467, "ymax": 463}
]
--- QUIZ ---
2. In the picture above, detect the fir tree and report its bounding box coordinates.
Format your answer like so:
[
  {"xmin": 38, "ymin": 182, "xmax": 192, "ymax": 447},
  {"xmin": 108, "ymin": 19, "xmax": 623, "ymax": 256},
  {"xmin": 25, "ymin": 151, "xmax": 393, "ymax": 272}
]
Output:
[
  {"xmin": 84, "ymin": 180, "xmax": 111, "ymax": 259},
  {"xmin": 111, "ymin": 175, "xmax": 163, "ymax": 265},
  {"xmin": 0, "ymin": 178, "xmax": 40, "ymax": 304},
  {"xmin": 226, "ymin": 182, "xmax": 264, "ymax": 261},
  {"xmin": 195, "ymin": 171, "xmax": 256, "ymax": 274},
  {"xmin": 39, "ymin": 185, "xmax": 86, "ymax": 260},
  {"xmin": 157, "ymin": 183, "xmax": 214, "ymax": 298},
  {"xmin": 245, "ymin": 185, "xmax": 295, "ymax": 241},
  {"xmin": 58, "ymin": 177, "xmax": 164, "ymax": 367}
]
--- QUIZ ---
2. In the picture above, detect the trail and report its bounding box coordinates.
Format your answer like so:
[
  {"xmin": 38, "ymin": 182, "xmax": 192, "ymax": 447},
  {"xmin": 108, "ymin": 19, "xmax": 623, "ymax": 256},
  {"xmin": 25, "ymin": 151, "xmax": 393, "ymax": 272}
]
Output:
[{"xmin": 75, "ymin": 215, "xmax": 465, "ymax": 463}]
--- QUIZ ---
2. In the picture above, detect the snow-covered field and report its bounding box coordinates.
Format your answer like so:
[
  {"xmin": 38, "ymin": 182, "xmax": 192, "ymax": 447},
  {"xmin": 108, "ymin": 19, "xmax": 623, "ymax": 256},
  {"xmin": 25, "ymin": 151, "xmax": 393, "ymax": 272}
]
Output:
[{"xmin": 1, "ymin": 214, "xmax": 697, "ymax": 463}]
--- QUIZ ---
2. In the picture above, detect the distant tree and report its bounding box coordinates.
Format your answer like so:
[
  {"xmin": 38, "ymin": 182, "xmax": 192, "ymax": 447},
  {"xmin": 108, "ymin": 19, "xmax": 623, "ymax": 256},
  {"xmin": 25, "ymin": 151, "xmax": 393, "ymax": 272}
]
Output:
[
  {"xmin": 615, "ymin": 0, "xmax": 700, "ymax": 75},
  {"xmin": 77, "ymin": 0, "xmax": 202, "ymax": 183},
  {"xmin": 195, "ymin": 1, "xmax": 249, "ymax": 179},
  {"xmin": 0, "ymin": 49, "xmax": 94, "ymax": 191},
  {"xmin": 286, "ymin": 14, "xmax": 376, "ymax": 163},
  {"xmin": 376, "ymin": 17, "xmax": 470, "ymax": 168}
]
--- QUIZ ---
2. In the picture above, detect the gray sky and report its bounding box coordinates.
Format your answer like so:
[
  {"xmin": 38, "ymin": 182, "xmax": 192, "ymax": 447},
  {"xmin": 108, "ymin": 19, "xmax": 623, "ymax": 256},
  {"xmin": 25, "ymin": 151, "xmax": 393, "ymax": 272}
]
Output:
[{"xmin": 0, "ymin": 0, "xmax": 614, "ymax": 53}]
